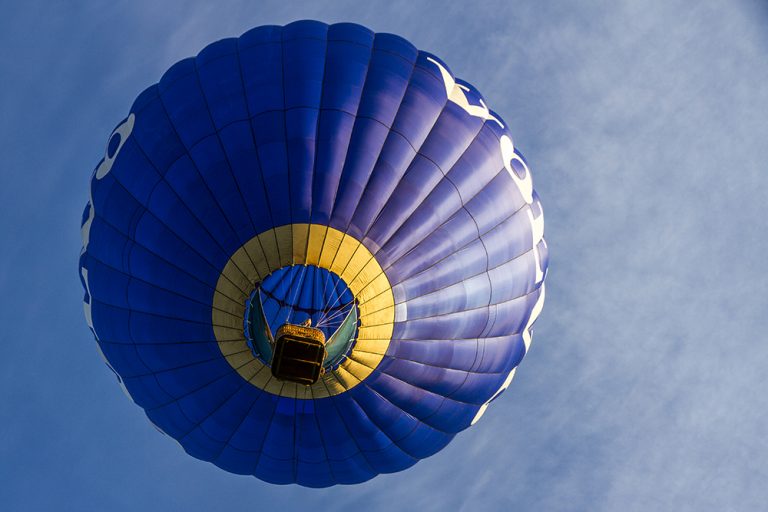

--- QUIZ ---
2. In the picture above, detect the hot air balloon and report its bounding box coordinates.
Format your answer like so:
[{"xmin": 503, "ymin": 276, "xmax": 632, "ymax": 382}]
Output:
[{"xmin": 79, "ymin": 20, "xmax": 548, "ymax": 487}]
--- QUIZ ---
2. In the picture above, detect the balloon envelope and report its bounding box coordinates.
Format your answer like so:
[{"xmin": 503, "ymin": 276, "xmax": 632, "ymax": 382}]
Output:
[{"xmin": 79, "ymin": 20, "xmax": 548, "ymax": 487}]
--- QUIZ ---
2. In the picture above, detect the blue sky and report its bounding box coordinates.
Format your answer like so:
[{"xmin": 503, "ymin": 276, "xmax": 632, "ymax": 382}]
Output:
[{"xmin": 1, "ymin": 1, "xmax": 767, "ymax": 510}]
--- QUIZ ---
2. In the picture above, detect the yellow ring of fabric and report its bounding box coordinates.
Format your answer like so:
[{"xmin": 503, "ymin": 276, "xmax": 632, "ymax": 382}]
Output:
[{"xmin": 212, "ymin": 224, "xmax": 394, "ymax": 398}]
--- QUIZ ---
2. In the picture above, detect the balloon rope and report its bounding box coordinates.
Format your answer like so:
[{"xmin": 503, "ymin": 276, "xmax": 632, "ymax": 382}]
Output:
[
  {"xmin": 285, "ymin": 264, "xmax": 308, "ymax": 323},
  {"xmin": 318, "ymin": 277, "xmax": 351, "ymax": 325},
  {"xmin": 317, "ymin": 274, "xmax": 342, "ymax": 325},
  {"xmin": 316, "ymin": 300, "xmax": 353, "ymax": 328},
  {"xmin": 317, "ymin": 264, "xmax": 335, "ymax": 316}
]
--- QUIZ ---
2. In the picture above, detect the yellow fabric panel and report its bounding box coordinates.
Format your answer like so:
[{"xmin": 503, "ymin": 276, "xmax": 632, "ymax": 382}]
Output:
[
  {"xmin": 357, "ymin": 324, "xmax": 394, "ymax": 340},
  {"xmin": 224, "ymin": 347, "xmax": 256, "ymax": 369},
  {"xmin": 317, "ymin": 227, "xmax": 343, "ymax": 269},
  {"xmin": 322, "ymin": 370, "xmax": 350, "ymax": 395},
  {"xmin": 217, "ymin": 337, "xmax": 249, "ymax": 356},
  {"xmin": 213, "ymin": 291, "xmax": 245, "ymax": 318},
  {"xmin": 310, "ymin": 380, "xmax": 330, "ymax": 399},
  {"xmin": 231, "ymin": 245, "xmax": 260, "ymax": 285},
  {"xmin": 220, "ymin": 259, "xmax": 252, "ymax": 298},
  {"xmin": 348, "ymin": 351, "xmax": 381, "ymax": 370},
  {"xmin": 214, "ymin": 223, "xmax": 394, "ymax": 399},
  {"xmin": 214, "ymin": 277, "xmax": 247, "ymax": 308},
  {"xmin": 248, "ymin": 366, "xmax": 273, "ymax": 389},
  {"xmin": 334, "ymin": 366, "xmax": 361, "ymax": 388},
  {"xmin": 359, "ymin": 307, "xmax": 395, "ymax": 330},
  {"xmin": 340, "ymin": 244, "xmax": 372, "ymax": 287},
  {"xmin": 243, "ymin": 237, "xmax": 270, "ymax": 279},
  {"xmin": 280, "ymin": 381, "xmax": 300, "ymax": 399},
  {"xmin": 306, "ymin": 224, "xmax": 327, "ymax": 266},
  {"xmin": 297, "ymin": 385, "xmax": 313, "ymax": 400},
  {"xmin": 316, "ymin": 378, "xmax": 337, "ymax": 399},
  {"xmin": 291, "ymin": 223, "xmax": 310, "ymax": 263},
  {"xmin": 264, "ymin": 379, "xmax": 286, "ymax": 396},
  {"xmin": 342, "ymin": 358, "xmax": 373, "ymax": 381},
  {"xmin": 357, "ymin": 273, "xmax": 391, "ymax": 305},
  {"xmin": 273, "ymin": 225, "xmax": 294, "ymax": 267},
  {"xmin": 358, "ymin": 291, "xmax": 392, "ymax": 316},
  {"xmin": 212, "ymin": 307, "xmax": 244, "ymax": 330},
  {"xmin": 214, "ymin": 327, "xmax": 246, "ymax": 342},
  {"xmin": 237, "ymin": 359, "xmax": 262, "ymax": 381},
  {"xmin": 257, "ymin": 230, "xmax": 281, "ymax": 271},
  {"xmin": 352, "ymin": 339, "xmax": 389, "ymax": 355}
]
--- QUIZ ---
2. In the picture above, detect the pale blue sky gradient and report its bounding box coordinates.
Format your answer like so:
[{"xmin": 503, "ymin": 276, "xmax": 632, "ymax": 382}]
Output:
[{"xmin": 1, "ymin": 1, "xmax": 767, "ymax": 510}]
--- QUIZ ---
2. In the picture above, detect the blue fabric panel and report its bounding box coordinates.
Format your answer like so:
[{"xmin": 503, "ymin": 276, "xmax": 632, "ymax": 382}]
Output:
[
  {"xmin": 130, "ymin": 87, "xmax": 188, "ymax": 174},
  {"xmin": 482, "ymin": 206, "xmax": 538, "ymax": 268},
  {"xmin": 349, "ymin": 129, "xmax": 415, "ymax": 238},
  {"xmin": 188, "ymin": 135, "xmax": 255, "ymax": 244},
  {"xmin": 445, "ymin": 126, "xmax": 504, "ymax": 202},
  {"xmin": 84, "ymin": 255, "xmax": 130, "ymax": 309},
  {"xmin": 392, "ymin": 422, "xmax": 454, "ymax": 460},
  {"xmin": 181, "ymin": 428, "xmax": 225, "ymax": 462},
  {"xmin": 381, "ymin": 179, "xmax": 467, "ymax": 265},
  {"xmin": 215, "ymin": 444, "xmax": 259, "ymax": 476},
  {"xmin": 132, "ymin": 207, "xmax": 233, "ymax": 290},
  {"xmin": 196, "ymin": 39, "xmax": 247, "ymax": 130},
  {"xmin": 464, "ymin": 172, "xmax": 525, "ymax": 233},
  {"xmin": 133, "ymin": 342, "xmax": 221, "ymax": 375},
  {"xmin": 312, "ymin": 397, "xmax": 362, "ymax": 461},
  {"xmin": 239, "ymin": 28, "xmax": 283, "ymax": 116},
  {"xmin": 350, "ymin": 52, "xmax": 448, "ymax": 237},
  {"xmin": 251, "ymin": 111, "xmax": 291, "ymax": 227},
  {"xmin": 365, "ymin": 102, "xmax": 487, "ymax": 255},
  {"xmin": 393, "ymin": 240, "xmax": 488, "ymax": 299},
  {"xmin": 329, "ymin": 36, "xmax": 417, "ymax": 234},
  {"xmin": 159, "ymin": 59, "xmax": 215, "ymax": 147},
  {"xmin": 328, "ymin": 118, "xmax": 389, "ymax": 233},
  {"xmin": 286, "ymin": 108, "xmax": 320, "ymax": 223},
  {"xmin": 260, "ymin": 396, "xmax": 297, "ymax": 462},
  {"xmin": 86, "ymin": 217, "xmax": 129, "ymax": 277},
  {"xmin": 484, "ymin": 287, "xmax": 543, "ymax": 337},
  {"xmin": 128, "ymin": 309, "xmax": 214, "ymax": 343},
  {"xmin": 227, "ymin": 391, "xmax": 277, "ymax": 455},
  {"xmin": 284, "ymin": 27, "xmax": 327, "ymax": 223},
  {"xmin": 162, "ymin": 153, "xmax": 243, "ymax": 259},
  {"xmin": 384, "ymin": 209, "xmax": 477, "ymax": 281},
  {"xmin": 144, "ymin": 179, "xmax": 229, "ymax": 271},
  {"xmin": 89, "ymin": 300, "xmax": 130, "ymax": 341},
  {"xmin": 217, "ymin": 121, "xmax": 275, "ymax": 234},
  {"xmin": 145, "ymin": 401, "xmax": 195, "ymax": 437},
  {"xmin": 97, "ymin": 342, "xmax": 149, "ymax": 378},
  {"xmin": 152, "ymin": 357, "xmax": 235, "ymax": 398},
  {"xmin": 488, "ymin": 251, "xmax": 538, "ymax": 304},
  {"xmin": 393, "ymin": 339, "xmax": 480, "ymax": 371},
  {"xmin": 310, "ymin": 29, "xmax": 372, "ymax": 225},
  {"xmin": 107, "ymin": 138, "xmax": 161, "ymax": 205},
  {"xmin": 393, "ymin": 306, "xmax": 491, "ymax": 341},
  {"xmin": 90, "ymin": 175, "xmax": 141, "ymax": 239},
  {"xmin": 127, "ymin": 278, "xmax": 211, "ymax": 323},
  {"xmin": 363, "ymin": 154, "xmax": 445, "ymax": 257},
  {"xmin": 351, "ymin": 385, "xmax": 451, "ymax": 459},
  {"xmin": 323, "ymin": 25, "xmax": 373, "ymax": 113},
  {"xmin": 366, "ymin": 371, "xmax": 469, "ymax": 434},
  {"xmin": 331, "ymin": 394, "xmax": 415, "ymax": 473},
  {"xmin": 383, "ymin": 359, "xmax": 474, "ymax": 400},
  {"xmin": 401, "ymin": 273, "xmax": 492, "ymax": 320}
]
